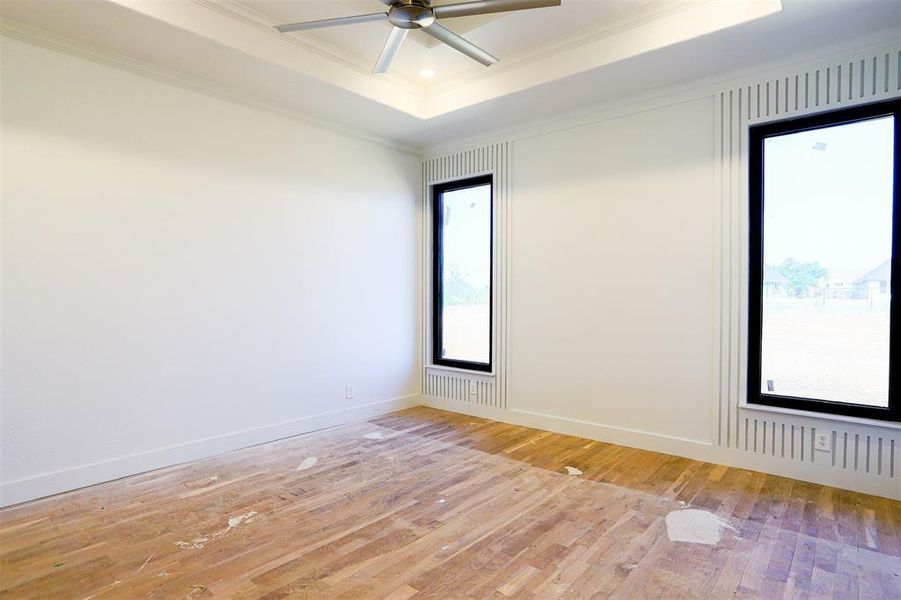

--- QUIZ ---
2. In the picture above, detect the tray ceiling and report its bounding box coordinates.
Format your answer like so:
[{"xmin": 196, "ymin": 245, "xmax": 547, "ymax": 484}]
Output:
[
  {"xmin": 238, "ymin": 0, "xmax": 656, "ymax": 83},
  {"xmin": 1, "ymin": 0, "xmax": 898, "ymax": 148}
]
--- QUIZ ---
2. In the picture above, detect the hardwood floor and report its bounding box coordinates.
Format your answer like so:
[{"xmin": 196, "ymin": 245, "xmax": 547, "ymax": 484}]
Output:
[{"xmin": 1, "ymin": 407, "xmax": 899, "ymax": 599}]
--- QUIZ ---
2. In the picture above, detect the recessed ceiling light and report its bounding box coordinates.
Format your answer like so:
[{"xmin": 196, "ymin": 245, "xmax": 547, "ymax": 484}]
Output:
[{"xmin": 419, "ymin": 68, "xmax": 436, "ymax": 79}]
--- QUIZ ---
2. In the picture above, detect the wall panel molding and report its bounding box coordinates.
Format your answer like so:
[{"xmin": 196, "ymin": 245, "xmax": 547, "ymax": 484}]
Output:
[
  {"xmin": 714, "ymin": 41, "xmax": 901, "ymax": 496},
  {"xmin": 422, "ymin": 144, "xmax": 510, "ymax": 409},
  {"xmin": 419, "ymin": 39, "xmax": 901, "ymax": 500}
]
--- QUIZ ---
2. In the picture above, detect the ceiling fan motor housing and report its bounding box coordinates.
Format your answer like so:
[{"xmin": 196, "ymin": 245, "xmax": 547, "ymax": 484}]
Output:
[{"xmin": 388, "ymin": 2, "xmax": 436, "ymax": 29}]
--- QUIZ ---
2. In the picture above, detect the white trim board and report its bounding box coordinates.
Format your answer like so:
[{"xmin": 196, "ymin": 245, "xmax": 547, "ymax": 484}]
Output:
[
  {"xmin": 423, "ymin": 396, "xmax": 712, "ymax": 459},
  {"xmin": 422, "ymin": 396, "xmax": 900, "ymax": 500},
  {"xmin": 0, "ymin": 395, "xmax": 419, "ymax": 508}
]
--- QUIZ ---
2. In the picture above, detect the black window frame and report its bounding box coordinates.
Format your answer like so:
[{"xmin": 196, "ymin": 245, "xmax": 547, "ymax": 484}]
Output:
[
  {"xmin": 432, "ymin": 174, "xmax": 494, "ymax": 373},
  {"xmin": 748, "ymin": 97, "xmax": 901, "ymax": 422}
]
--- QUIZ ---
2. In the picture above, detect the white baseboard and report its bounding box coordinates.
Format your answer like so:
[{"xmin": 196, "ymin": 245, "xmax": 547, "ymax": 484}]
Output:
[
  {"xmin": 0, "ymin": 395, "xmax": 419, "ymax": 508},
  {"xmin": 423, "ymin": 395, "xmax": 714, "ymax": 459},
  {"xmin": 6, "ymin": 394, "xmax": 895, "ymax": 507},
  {"xmin": 422, "ymin": 396, "xmax": 900, "ymax": 500}
]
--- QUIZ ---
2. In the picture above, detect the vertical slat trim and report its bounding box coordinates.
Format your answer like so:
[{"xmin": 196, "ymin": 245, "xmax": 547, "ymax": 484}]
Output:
[{"xmin": 424, "ymin": 142, "xmax": 508, "ymax": 409}]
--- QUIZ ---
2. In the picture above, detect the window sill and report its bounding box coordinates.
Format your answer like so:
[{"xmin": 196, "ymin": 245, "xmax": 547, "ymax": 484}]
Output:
[
  {"xmin": 426, "ymin": 364, "xmax": 496, "ymax": 378},
  {"xmin": 739, "ymin": 402, "xmax": 901, "ymax": 431}
]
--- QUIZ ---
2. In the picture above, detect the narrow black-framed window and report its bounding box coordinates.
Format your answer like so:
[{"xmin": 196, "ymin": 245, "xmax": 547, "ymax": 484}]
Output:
[
  {"xmin": 432, "ymin": 174, "xmax": 493, "ymax": 372},
  {"xmin": 749, "ymin": 98, "xmax": 901, "ymax": 421}
]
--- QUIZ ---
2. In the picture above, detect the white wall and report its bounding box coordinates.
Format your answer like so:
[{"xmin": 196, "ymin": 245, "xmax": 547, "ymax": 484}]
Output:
[
  {"xmin": 423, "ymin": 39, "xmax": 901, "ymax": 500},
  {"xmin": 511, "ymin": 98, "xmax": 716, "ymax": 445},
  {"xmin": 0, "ymin": 37, "xmax": 420, "ymax": 506}
]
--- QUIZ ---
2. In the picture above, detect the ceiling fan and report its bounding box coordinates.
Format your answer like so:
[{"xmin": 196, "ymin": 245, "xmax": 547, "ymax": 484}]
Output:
[{"xmin": 274, "ymin": 0, "xmax": 562, "ymax": 74}]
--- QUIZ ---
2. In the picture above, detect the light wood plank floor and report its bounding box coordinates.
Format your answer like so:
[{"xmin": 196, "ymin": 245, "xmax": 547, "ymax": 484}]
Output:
[{"xmin": 1, "ymin": 407, "xmax": 899, "ymax": 599}]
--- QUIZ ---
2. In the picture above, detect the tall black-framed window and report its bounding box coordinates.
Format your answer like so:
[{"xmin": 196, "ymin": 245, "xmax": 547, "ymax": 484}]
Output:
[
  {"xmin": 748, "ymin": 98, "xmax": 901, "ymax": 422},
  {"xmin": 432, "ymin": 175, "xmax": 493, "ymax": 372}
]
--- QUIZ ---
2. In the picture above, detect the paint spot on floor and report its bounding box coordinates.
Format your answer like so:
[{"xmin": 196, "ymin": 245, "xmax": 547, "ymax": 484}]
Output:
[
  {"xmin": 175, "ymin": 537, "xmax": 209, "ymax": 550},
  {"xmin": 363, "ymin": 431, "xmax": 399, "ymax": 441},
  {"xmin": 565, "ymin": 466, "xmax": 583, "ymax": 476},
  {"xmin": 175, "ymin": 511, "xmax": 259, "ymax": 550},
  {"xmin": 227, "ymin": 511, "xmax": 258, "ymax": 530},
  {"xmin": 665, "ymin": 509, "xmax": 736, "ymax": 545},
  {"xmin": 297, "ymin": 457, "xmax": 318, "ymax": 471}
]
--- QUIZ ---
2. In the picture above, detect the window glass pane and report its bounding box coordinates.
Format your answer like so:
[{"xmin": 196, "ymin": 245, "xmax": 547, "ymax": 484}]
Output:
[
  {"xmin": 761, "ymin": 115, "xmax": 894, "ymax": 407},
  {"xmin": 439, "ymin": 184, "xmax": 491, "ymax": 364}
]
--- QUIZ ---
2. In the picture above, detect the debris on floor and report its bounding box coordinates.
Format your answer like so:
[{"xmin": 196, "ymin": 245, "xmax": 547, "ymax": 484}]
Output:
[
  {"xmin": 296, "ymin": 456, "xmax": 318, "ymax": 471},
  {"xmin": 136, "ymin": 554, "xmax": 155, "ymax": 572},
  {"xmin": 665, "ymin": 508, "xmax": 736, "ymax": 545},
  {"xmin": 226, "ymin": 511, "xmax": 257, "ymax": 531},
  {"xmin": 363, "ymin": 431, "xmax": 400, "ymax": 441},
  {"xmin": 175, "ymin": 511, "xmax": 259, "ymax": 550},
  {"xmin": 175, "ymin": 537, "xmax": 210, "ymax": 550}
]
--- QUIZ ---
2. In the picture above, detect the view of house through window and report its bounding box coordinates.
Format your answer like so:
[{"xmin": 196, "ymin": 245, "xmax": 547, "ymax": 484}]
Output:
[
  {"xmin": 754, "ymin": 108, "xmax": 896, "ymax": 414},
  {"xmin": 433, "ymin": 177, "xmax": 492, "ymax": 370}
]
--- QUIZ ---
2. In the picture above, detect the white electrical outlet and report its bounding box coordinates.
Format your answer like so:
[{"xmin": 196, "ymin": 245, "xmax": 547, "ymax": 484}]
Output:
[
  {"xmin": 345, "ymin": 385, "xmax": 354, "ymax": 400},
  {"xmin": 815, "ymin": 431, "xmax": 831, "ymax": 452}
]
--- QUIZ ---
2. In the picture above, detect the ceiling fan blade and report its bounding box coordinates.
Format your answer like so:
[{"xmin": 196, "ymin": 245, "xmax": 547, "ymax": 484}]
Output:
[
  {"xmin": 422, "ymin": 22, "xmax": 498, "ymax": 66},
  {"xmin": 275, "ymin": 12, "xmax": 385, "ymax": 33},
  {"xmin": 433, "ymin": 0, "xmax": 560, "ymax": 19},
  {"xmin": 372, "ymin": 27, "xmax": 409, "ymax": 74}
]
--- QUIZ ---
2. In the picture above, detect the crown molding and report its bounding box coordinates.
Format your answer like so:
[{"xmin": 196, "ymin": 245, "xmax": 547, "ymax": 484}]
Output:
[
  {"xmin": 421, "ymin": 0, "xmax": 782, "ymax": 117},
  {"xmin": 423, "ymin": 32, "xmax": 901, "ymax": 157},
  {"xmin": 0, "ymin": 19, "xmax": 422, "ymax": 156},
  {"xmin": 106, "ymin": 0, "xmax": 426, "ymax": 116}
]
